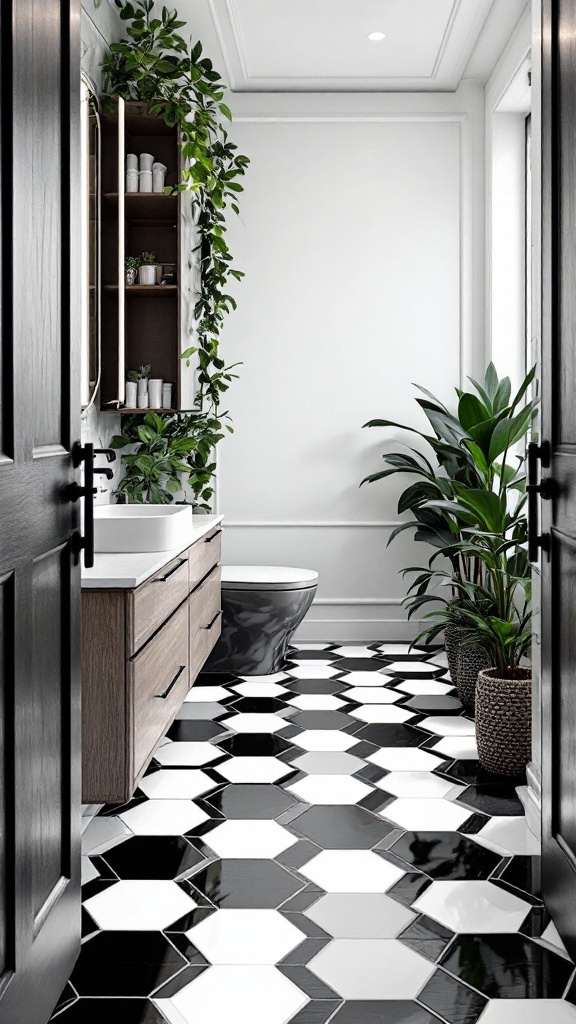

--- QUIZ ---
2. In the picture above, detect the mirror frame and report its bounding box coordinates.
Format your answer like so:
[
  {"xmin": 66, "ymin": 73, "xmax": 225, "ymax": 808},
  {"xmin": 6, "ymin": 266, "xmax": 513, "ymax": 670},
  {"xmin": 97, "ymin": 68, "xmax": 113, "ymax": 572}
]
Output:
[{"xmin": 81, "ymin": 73, "xmax": 101, "ymax": 412}]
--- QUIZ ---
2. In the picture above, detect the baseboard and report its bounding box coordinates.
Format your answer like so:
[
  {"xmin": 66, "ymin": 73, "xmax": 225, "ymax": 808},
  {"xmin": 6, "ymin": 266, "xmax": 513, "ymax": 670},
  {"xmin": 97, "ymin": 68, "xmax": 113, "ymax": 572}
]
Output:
[
  {"xmin": 293, "ymin": 621, "xmax": 422, "ymax": 643},
  {"xmin": 516, "ymin": 762, "xmax": 541, "ymax": 842}
]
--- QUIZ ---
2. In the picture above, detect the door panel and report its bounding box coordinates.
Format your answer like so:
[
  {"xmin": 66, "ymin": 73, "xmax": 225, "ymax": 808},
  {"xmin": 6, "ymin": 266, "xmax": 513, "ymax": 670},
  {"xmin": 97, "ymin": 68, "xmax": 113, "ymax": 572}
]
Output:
[
  {"xmin": 0, "ymin": 572, "xmax": 14, "ymax": 979},
  {"xmin": 541, "ymin": 0, "xmax": 576, "ymax": 954},
  {"xmin": 0, "ymin": 0, "xmax": 82, "ymax": 1020},
  {"xmin": 31, "ymin": 548, "xmax": 66, "ymax": 922}
]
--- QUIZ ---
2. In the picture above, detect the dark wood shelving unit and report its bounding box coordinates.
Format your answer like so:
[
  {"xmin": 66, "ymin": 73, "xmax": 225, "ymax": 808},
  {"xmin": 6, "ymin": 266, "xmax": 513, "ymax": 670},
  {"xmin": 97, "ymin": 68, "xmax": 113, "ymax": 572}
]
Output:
[
  {"xmin": 100, "ymin": 100, "xmax": 188, "ymax": 412},
  {"xmin": 104, "ymin": 285, "xmax": 178, "ymax": 295}
]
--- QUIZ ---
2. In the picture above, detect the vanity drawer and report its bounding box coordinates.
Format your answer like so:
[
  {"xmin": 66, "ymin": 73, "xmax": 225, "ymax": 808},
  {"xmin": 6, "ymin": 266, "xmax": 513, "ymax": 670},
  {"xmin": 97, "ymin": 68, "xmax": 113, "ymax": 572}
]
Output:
[
  {"xmin": 190, "ymin": 564, "xmax": 221, "ymax": 633},
  {"xmin": 131, "ymin": 600, "xmax": 189, "ymax": 779},
  {"xmin": 190, "ymin": 566, "xmax": 222, "ymax": 682},
  {"xmin": 189, "ymin": 527, "xmax": 222, "ymax": 590},
  {"xmin": 128, "ymin": 553, "xmax": 189, "ymax": 655},
  {"xmin": 190, "ymin": 612, "xmax": 222, "ymax": 684}
]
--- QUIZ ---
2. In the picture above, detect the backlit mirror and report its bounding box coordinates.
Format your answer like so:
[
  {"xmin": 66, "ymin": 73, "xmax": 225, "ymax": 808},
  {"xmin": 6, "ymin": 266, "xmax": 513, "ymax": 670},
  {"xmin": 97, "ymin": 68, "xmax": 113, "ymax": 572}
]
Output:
[{"xmin": 81, "ymin": 75, "xmax": 100, "ymax": 410}]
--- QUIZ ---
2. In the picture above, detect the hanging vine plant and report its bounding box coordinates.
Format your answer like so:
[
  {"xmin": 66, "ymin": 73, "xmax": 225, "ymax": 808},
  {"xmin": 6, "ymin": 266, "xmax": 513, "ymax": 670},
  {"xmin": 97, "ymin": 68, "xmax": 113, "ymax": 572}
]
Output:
[{"xmin": 102, "ymin": 0, "xmax": 248, "ymax": 505}]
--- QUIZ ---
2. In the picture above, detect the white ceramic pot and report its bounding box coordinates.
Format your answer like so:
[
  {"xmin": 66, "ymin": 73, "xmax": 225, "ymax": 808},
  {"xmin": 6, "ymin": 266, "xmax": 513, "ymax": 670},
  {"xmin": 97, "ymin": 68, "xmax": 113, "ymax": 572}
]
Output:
[
  {"xmin": 162, "ymin": 383, "xmax": 173, "ymax": 409},
  {"xmin": 137, "ymin": 379, "xmax": 149, "ymax": 408},
  {"xmin": 126, "ymin": 153, "xmax": 138, "ymax": 170},
  {"xmin": 139, "ymin": 170, "xmax": 152, "ymax": 192},
  {"xmin": 125, "ymin": 381, "xmax": 137, "ymax": 408},
  {"xmin": 138, "ymin": 265, "xmax": 156, "ymax": 286},
  {"xmin": 149, "ymin": 379, "xmax": 163, "ymax": 409},
  {"xmin": 139, "ymin": 153, "xmax": 154, "ymax": 172},
  {"xmin": 152, "ymin": 170, "xmax": 166, "ymax": 193},
  {"xmin": 126, "ymin": 169, "xmax": 139, "ymax": 193}
]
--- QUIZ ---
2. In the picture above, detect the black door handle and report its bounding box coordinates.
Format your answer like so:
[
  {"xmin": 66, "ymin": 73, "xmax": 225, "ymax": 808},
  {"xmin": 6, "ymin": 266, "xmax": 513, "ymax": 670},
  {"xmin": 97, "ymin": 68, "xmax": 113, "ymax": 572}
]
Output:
[
  {"xmin": 69, "ymin": 442, "xmax": 96, "ymax": 569},
  {"xmin": 527, "ymin": 440, "xmax": 553, "ymax": 563}
]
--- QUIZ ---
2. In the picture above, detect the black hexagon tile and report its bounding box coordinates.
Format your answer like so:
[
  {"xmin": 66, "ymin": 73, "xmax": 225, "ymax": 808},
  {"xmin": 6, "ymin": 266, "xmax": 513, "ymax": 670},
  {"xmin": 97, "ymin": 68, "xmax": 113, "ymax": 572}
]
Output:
[{"xmin": 51, "ymin": 641, "xmax": 575, "ymax": 1023}]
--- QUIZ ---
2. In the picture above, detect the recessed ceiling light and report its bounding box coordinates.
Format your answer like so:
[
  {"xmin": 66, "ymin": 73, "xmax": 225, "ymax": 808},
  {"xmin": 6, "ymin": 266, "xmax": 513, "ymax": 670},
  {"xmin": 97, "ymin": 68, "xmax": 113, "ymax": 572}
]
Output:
[{"xmin": 368, "ymin": 31, "xmax": 386, "ymax": 41}]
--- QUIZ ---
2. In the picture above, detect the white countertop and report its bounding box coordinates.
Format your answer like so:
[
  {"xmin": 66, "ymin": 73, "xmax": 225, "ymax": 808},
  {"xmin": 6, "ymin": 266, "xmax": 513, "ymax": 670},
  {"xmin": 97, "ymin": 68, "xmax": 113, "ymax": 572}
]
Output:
[{"xmin": 82, "ymin": 514, "xmax": 224, "ymax": 589}]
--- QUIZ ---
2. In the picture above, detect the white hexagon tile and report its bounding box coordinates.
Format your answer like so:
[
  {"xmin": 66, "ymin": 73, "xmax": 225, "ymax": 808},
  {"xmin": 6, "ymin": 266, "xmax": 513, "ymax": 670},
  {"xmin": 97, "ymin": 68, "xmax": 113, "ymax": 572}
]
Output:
[{"xmin": 52, "ymin": 641, "xmax": 576, "ymax": 1024}]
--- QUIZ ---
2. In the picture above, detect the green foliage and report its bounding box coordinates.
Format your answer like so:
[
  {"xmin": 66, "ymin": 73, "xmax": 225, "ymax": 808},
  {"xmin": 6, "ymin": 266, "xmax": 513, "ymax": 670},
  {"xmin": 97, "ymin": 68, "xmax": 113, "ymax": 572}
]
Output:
[
  {"xmin": 110, "ymin": 410, "xmax": 230, "ymax": 510},
  {"xmin": 139, "ymin": 249, "xmax": 158, "ymax": 265},
  {"xmin": 125, "ymin": 254, "xmax": 141, "ymax": 270},
  {"xmin": 362, "ymin": 363, "xmax": 538, "ymax": 678},
  {"xmin": 102, "ymin": 0, "xmax": 248, "ymax": 412},
  {"xmin": 102, "ymin": 0, "xmax": 249, "ymax": 507},
  {"xmin": 127, "ymin": 364, "xmax": 151, "ymax": 382}
]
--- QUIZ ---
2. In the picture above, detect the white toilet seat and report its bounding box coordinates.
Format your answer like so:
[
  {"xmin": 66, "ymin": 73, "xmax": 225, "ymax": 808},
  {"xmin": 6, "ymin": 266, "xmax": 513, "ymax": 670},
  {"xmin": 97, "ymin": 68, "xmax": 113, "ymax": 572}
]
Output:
[{"xmin": 221, "ymin": 565, "xmax": 319, "ymax": 592}]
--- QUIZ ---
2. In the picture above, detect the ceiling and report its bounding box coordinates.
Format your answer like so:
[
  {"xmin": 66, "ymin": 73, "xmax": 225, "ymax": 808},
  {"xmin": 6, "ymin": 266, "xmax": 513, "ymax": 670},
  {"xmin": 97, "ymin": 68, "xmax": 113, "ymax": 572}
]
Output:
[{"xmin": 203, "ymin": 0, "xmax": 528, "ymax": 93}]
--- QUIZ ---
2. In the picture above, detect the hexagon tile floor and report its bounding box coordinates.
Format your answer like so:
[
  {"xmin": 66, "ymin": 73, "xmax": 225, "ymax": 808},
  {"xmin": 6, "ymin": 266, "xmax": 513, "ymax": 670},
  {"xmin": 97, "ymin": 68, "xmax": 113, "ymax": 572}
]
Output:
[{"xmin": 51, "ymin": 643, "xmax": 576, "ymax": 1024}]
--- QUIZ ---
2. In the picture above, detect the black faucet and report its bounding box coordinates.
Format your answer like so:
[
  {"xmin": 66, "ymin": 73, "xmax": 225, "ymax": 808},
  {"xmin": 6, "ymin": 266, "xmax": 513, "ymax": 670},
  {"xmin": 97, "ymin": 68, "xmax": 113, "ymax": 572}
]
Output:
[{"xmin": 93, "ymin": 447, "xmax": 116, "ymax": 481}]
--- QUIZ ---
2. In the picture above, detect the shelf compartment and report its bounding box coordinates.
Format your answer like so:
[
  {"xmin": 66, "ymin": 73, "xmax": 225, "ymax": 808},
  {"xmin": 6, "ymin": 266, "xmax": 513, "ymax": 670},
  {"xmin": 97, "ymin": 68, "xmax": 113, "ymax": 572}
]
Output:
[
  {"xmin": 104, "ymin": 192, "xmax": 178, "ymax": 224},
  {"xmin": 104, "ymin": 285, "xmax": 178, "ymax": 295}
]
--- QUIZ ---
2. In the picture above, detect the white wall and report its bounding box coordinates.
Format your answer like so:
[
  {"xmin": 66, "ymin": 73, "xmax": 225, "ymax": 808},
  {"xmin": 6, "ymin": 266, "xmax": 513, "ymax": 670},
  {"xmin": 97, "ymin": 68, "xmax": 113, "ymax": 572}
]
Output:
[
  {"xmin": 485, "ymin": 11, "xmax": 531, "ymax": 392},
  {"xmin": 217, "ymin": 86, "xmax": 486, "ymax": 641}
]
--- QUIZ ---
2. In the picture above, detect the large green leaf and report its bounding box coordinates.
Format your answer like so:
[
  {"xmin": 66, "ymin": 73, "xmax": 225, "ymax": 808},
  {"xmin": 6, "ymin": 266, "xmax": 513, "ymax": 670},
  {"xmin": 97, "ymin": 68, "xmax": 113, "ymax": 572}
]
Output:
[
  {"xmin": 461, "ymin": 439, "xmax": 489, "ymax": 476},
  {"xmin": 493, "ymin": 376, "xmax": 512, "ymax": 412},
  {"xmin": 511, "ymin": 364, "xmax": 537, "ymax": 411},
  {"xmin": 484, "ymin": 362, "xmax": 499, "ymax": 401},
  {"xmin": 397, "ymin": 480, "xmax": 443, "ymax": 514},
  {"xmin": 458, "ymin": 393, "xmax": 489, "ymax": 431},
  {"xmin": 488, "ymin": 404, "xmax": 533, "ymax": 462}
]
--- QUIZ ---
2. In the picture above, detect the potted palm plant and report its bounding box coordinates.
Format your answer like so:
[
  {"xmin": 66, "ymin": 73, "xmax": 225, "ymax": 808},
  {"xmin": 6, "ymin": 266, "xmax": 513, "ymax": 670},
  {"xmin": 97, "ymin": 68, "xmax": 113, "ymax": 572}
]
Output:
[{"xmin": 362, "ymin": 362, "xmax": 537, "ymax": 704}]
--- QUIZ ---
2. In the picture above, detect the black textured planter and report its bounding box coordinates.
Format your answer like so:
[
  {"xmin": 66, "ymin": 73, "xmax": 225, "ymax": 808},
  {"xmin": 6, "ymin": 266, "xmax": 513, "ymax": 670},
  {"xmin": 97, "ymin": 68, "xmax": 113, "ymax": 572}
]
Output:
[
  {"xmin": 444, "ymin": 624, "xmax": 464, "ymax": 686},
  {"xmin": 456, "ymin": 644, "xmax": 489, "ymax": 711},
  {"xmin": 475, "ymin": 667, "xmax": 532, "ymax": 776}
]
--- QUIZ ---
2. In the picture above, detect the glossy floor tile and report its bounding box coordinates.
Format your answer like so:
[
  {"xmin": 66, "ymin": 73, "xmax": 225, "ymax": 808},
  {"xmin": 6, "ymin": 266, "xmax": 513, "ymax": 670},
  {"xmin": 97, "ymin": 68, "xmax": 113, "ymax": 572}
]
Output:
[{"xmin": 52, "ymin": 642, "xmax": 576, "ymax": 1023}]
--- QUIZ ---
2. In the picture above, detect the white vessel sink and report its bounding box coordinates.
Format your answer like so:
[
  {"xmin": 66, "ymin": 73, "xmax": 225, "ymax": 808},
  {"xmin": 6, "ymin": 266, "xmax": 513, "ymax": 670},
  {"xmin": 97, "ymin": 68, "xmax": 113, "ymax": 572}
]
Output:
[{"xmin": 94, "ymin": 505, "xmax": 193, "ymax": 553}]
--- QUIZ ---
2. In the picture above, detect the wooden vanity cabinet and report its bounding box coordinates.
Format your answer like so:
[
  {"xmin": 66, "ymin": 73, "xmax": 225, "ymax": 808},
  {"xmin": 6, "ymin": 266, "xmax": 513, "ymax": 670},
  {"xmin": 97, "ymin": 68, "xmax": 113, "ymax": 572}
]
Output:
[{"xmin": 82, "ymin": 527, "xmax": 222, "ymax": 803}]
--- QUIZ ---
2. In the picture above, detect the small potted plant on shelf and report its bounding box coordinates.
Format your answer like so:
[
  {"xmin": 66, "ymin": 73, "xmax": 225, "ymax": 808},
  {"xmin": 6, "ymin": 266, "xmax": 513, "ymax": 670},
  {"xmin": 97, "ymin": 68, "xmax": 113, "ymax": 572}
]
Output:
[
  {"xmin": 123, "ymin": 364, "xmax": 151, "ymax": 409},
  {"xmin": 138, "ymin": 251, "xmax": 158, "ymax": 286},
  {"xmin": 125, "ymin": 254, "xmax": 140, "ymax": 286}
]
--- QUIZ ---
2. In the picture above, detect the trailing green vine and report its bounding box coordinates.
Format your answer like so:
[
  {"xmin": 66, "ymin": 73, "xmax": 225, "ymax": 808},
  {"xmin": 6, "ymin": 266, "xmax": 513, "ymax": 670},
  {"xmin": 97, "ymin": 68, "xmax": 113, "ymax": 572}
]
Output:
[{"xmin": 102, "ymin": 0, "xmax": 248, "ymax": 505}]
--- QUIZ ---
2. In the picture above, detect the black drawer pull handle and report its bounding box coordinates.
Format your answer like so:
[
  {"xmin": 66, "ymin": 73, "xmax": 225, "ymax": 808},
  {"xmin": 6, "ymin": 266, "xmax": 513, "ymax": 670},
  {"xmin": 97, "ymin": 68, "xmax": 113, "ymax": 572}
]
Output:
[
  {"xmin": 155, "ymin": 664, "xmax": 186, "ymax": 699},
  {"xmin": 154, "ymin": 558, "xmax": 188, "ymax": 583},
  {"xmin": 204, "ymin": 529, "xmax": 222, "ymax": 544},
  {"xmin": 204, "ymin": 610, "xmax": 222, "ymax": 630}
]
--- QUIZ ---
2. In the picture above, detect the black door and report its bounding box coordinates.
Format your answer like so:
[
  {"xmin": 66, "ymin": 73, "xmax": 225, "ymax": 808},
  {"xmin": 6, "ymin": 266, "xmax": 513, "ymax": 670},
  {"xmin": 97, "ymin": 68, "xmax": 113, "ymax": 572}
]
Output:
[
  {"xmin": 0, "ymin": 1, "xmax": 82, "ymax": 1021},
  {"xmin": 540, "ymin": 0, "xmax": 576, "ymax": 956}
]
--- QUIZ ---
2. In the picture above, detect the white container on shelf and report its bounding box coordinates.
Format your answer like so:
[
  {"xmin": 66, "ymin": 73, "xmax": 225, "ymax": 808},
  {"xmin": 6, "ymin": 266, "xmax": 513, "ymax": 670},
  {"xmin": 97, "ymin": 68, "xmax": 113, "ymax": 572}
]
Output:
[
  {"xmin": 125, "ymin": 381, "xmax": 137, "ymax": 408},
  {"xmin": 162, "ymin": 383, "xmax": 173, "ymax": 408},
  {"xmin": 138, "ymin": 265, "xmax": 156, "ymax": 286},
  {"xmin": 139, "ymin": 169, "xmax": 152, "ymax": 192},
  {"xmin": 137, "ymin": 379, "xmax": 149, "ymax": 408},
  {"xmin": 149, "ymin": 379, "xmax": 163, "ymax": 409},
  {"xmin": 152, "ymin": 162, "xmax": 168, "ymax": 193},
  {"xmin": 126, "ymin": 153, "xmax": 138, "ymax": 170},
  {"xmin": 126, "ymin": 168, "xmax": 139, "ymax": 193},
  {"xmin": 139, "ymin": 152, "xmax": 154, "ymax": 172}
]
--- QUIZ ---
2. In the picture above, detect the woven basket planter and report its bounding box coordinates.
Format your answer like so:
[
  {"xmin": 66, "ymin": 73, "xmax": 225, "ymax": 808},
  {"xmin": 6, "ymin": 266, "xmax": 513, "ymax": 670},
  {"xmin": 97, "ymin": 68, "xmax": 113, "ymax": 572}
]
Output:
[
  {"xmin": 475, "ymin": 667, "xmax": 532, "ymax": 776},
  {"xmin": 444, "ymin": 624, "xmax": 464, "ymax": 685},
  {"xmin": 456, "ymin": 644, "xmax": 490, "ymax": 711}
]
